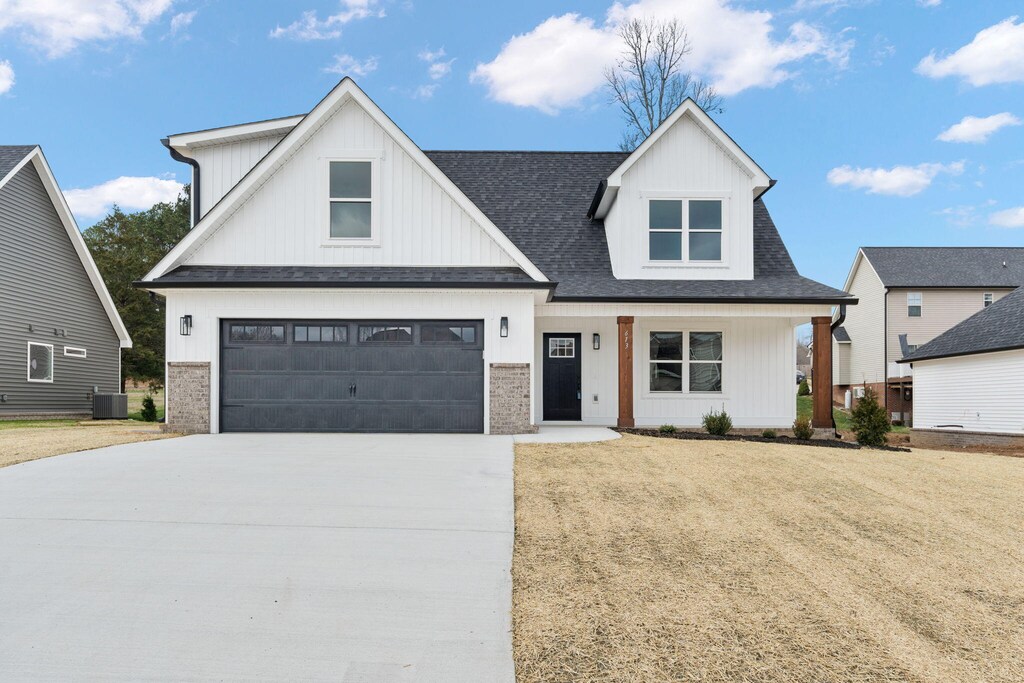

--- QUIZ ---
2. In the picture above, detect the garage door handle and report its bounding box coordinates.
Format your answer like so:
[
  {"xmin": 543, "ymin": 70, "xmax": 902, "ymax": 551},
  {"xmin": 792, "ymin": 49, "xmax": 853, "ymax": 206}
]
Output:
[{"xmin": 349, "ymin": 383, "xmax": 357, "ymax": 397}]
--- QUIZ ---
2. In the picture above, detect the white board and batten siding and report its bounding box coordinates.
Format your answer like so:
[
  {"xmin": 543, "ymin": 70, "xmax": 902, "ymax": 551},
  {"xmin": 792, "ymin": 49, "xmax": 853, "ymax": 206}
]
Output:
[
  {"xmin": 183, "ymin": 101, "xmax": 516, "ymax": 269},
  {"xmin": 192, "ymin": 135, "xmax": 286, "ymax": 217},
  {"xmin": 536, "ymin": 303, "xmax": 830, "ymax": 428},
  {"xmin": 163, "ymin": 288, "xmax": 536, "ymax": 434},
  {"xmin": 913, "ymin": 349, "xmax": 1024, "ymax": 435},
  {"xmin": 604, "ymin": 112, "xmax": 756, "ymax": 281}
]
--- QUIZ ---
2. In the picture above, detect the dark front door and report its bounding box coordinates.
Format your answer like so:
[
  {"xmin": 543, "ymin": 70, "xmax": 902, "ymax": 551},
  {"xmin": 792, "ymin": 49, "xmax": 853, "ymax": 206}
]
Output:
[
  {"xmin": 220, "ymin": 320, "xmax": 484, "ymax": 433},
  {"xmin": 542, "ymin": 333, "xmax": 582, "ymax": 421}
]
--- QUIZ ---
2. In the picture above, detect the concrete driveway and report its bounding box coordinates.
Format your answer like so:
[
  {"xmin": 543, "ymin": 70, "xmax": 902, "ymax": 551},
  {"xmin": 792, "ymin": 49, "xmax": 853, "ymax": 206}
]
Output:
[{"xmin": 0, "ymin": 434, "xmax": 514, "ymax": 682}]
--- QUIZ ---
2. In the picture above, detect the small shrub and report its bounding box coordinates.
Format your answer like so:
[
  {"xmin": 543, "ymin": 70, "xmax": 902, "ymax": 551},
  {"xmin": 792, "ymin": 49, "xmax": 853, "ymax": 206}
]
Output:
[
  {"xmin": 141, "ymin": 394, "xmax": 158, "ymax": 422},
  {"xmin": 792, "ymin": 417, "xmax": 813, "ymax": 440},
  {"xmin": 702, "ymin": 407, "xmax": 733, "ymax": 436},
  {"xmin": 761, "ymin": 429, "xmax": 777, "ymax": 439},
  {"xmin": 797, "ymin": 379, "xmax": 810, "ymax": 396},
  {"xmin": 850, "ymin": 386, "xmax": 891, "ymax": 447},
  {"xmin": 658, "ymin": 424, "xmax": 677, "ymax": 434}
]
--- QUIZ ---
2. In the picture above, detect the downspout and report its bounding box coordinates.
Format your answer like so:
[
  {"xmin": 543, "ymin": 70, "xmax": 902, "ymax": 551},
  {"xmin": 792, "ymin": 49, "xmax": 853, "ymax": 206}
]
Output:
[
  {"xmin": 829, "ymin": 303, "xmax": 848, "ymax": 435},
  {"xmin": 161, "ymin": 138, "xmax": 200, "ymax": 227}
]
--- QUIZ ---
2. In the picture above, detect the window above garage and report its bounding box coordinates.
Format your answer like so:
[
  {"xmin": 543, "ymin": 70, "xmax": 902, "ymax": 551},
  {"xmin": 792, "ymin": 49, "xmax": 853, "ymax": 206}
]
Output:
[{"xmin": 322, "ymin": 153, "xmax": 381, "ymax": 246}]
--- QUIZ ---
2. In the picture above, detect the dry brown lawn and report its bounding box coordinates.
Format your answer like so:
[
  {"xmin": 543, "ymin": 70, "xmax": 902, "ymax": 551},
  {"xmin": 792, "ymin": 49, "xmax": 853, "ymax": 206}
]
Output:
[
  {"xmin": 514, "ymin": 434, "xmax": 1024, "ymax": 683},
  {"xmin": 0, "ymin": 421, "xmax": 177, "ymax": 468}
]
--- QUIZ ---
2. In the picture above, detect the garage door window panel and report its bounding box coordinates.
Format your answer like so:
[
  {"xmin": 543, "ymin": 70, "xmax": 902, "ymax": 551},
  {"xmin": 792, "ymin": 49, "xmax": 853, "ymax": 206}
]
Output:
[
  {"xmin": 229, "ymin": 324, "xmax": 284, "ymax": 343},
  {"xmin": 359, "ymin": 325, "xmax": 413, "ymax": 343}
]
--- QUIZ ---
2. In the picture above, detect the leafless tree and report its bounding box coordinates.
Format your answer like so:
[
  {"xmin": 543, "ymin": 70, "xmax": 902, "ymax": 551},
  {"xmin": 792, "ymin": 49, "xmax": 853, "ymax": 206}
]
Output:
[{"xmin": 605, "ymin": 18, "xmax": 724, "ymax": 152}]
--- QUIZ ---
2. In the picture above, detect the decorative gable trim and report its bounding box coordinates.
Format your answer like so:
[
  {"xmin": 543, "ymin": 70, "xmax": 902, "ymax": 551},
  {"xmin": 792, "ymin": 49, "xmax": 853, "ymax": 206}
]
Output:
[
  {"xmin": 144, "ymin": 78, "xmax": 547, "ymax": 282},
  {"xmin": 591, "ymin": 99, "xmax": 772, "ymax": 219},
  {"xmin": 0, "ymin": 148, "xmax": 132, "ymax": 348}
]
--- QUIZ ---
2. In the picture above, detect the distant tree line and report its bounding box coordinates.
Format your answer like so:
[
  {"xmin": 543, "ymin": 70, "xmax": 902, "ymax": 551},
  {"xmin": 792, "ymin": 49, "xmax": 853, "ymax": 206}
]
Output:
[{"xmin": 83, "ymin": 187, "xmax": 191, "ymax": 388}]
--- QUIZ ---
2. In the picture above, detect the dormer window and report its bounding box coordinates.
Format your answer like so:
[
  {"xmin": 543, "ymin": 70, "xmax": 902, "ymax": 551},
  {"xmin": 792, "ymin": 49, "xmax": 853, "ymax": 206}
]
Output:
[
  {"xmin": 648, "ymin": 198, "xmax": 723, "ymax": 262},
  {"xmin": 329, "ymin": 161, "xmax": 372, "ymax": 238}
]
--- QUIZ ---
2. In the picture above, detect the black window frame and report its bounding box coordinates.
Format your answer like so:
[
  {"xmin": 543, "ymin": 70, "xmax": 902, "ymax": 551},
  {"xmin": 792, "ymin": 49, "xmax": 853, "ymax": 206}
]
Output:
[{"xmin": 228, "ymin": 323, "xmax": 286, "ymax": 343}]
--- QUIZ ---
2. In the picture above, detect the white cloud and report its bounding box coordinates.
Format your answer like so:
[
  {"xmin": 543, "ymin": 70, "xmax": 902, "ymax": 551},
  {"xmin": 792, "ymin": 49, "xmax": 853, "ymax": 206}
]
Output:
[
  {"xmin": 419, "ymin": 47, "xmax": 454, "ymax": 80},
  {"xmin": 918, "ymin": 0, "xmax": 941, "ymax": 7},
  {"xmin": 0, "ymin": 0, "xmax": 174, "ymax": 58},
  {"xmin": 989, "ymin": 206, "xmax": 1024, "ymax": 228},
  {"xmin": 270, "ymin": 1, "xmax": 383, "ymax": 40},
  {"xmin": 414, "ymin": 84, "xmax": 439, "ymax": 99},
  {"xmin": 65, "ymin": 176, "xmax": 183, "ymax": 219},
  {"xmin": 471, "ymin": 0, "xmax": 854, "ymax": 114},
  {"xmin": 323, "ymin": 53, "xmax": 378, "ymax": 77},
  {"xmin": 169, "ymin": 10, "xmax": 196, "ymax": 35},
  {"xmin": 937, "ymin": 112, "xmax": 1021, "ymax": 143},
  {"xmin": 916, "ymin": 17, "xmax": 1024, "ymax": 86},
  {"xmin": 826, "ymin": 161, "xmax": 964, "ymax": 197},
  {"xmin": 0, "ymin": 60, "xmax": 13, "ymax": 95}
]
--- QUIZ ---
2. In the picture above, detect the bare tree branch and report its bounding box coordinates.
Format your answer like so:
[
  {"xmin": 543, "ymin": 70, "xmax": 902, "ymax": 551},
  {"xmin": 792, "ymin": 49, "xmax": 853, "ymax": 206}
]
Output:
[{"xmin": 605, "ymin": 18, "xmax": 724, "ymax": 152}]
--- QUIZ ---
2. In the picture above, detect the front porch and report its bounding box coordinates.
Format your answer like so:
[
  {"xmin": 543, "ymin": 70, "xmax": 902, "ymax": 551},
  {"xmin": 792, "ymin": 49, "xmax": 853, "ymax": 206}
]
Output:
[{"xmin": 532, "ymin": 304, "xmax": 837, "ymax": 432}]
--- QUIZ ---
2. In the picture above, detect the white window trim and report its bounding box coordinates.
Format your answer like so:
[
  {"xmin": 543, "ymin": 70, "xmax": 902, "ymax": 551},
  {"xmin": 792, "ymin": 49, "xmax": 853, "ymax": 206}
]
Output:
[
  {"xmin": 27, "ymin": 342, "xmax": 54, "ymax": 383},
  {"xmin": 320, "ymin": 150, "xmax": 382, "ymax": 247},
  {"xmin": 64, "ymin": 346, "xmax": 87, "ymax": 358},
  {"xmin": 644, "ymin": 328, "xmax": 725, "ymax": 397},
  {"xmin": 642, "ymin": 191, "xmax": 730, "ymax": 268},
  {"xmin": 984, "ymin": 292, "xmax": 994, "ymax": 307},
  {"xmin": 907, "ymin": 291, "xmax": 923, "ymax": 317},
  {"xmin": 548, "ymin": 337, "xmax": 576, "ymax": 358}
]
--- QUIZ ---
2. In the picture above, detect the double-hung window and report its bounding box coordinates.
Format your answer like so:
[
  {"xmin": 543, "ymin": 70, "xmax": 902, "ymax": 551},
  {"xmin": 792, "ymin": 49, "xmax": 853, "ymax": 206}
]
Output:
[
  {"xmin": 27, "ymin": 342, "xmax": 53, "ymax": 383},
  {"xmin": 649, "ymin": 331, "xmax": 723, "ymax": 393},
  {"xmin": 328, "ymin": 161, "xmax": 372, "ymax": 239},
  {"xmin": 907, "ymin": 292, "xmax": 922, "ymax": 317},
  {"xmin": 648, "ymin": 199, "xmax": 723, "ymax": 262},
  {"xmin": 984, "ymin": 292, "xmax": 994, "ymax": 307}
]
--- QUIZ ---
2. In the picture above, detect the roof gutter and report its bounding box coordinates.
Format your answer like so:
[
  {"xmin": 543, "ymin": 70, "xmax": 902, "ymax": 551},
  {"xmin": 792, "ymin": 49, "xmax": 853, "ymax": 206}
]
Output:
[
  {"xmin": 161, "ymin": 138, "xmax": 201, "ymax": 227},
  {"xmin": 754, "ymin": 178, "xmax": 777, "ymax": 202}
]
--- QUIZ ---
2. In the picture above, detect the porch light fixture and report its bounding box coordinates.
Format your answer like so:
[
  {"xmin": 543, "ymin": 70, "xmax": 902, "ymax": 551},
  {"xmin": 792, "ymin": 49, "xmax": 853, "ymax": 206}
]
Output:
[
  {"xmin": 593, "ymin": 333, "xmax": 601, "ymax": 350},
  {"xmin": 500, "ymin": 317, "xmax": 509, "ymax": 338},
  {"xmin": 179, "ymin": 315, "xmax": 193, "ymax": 336}
]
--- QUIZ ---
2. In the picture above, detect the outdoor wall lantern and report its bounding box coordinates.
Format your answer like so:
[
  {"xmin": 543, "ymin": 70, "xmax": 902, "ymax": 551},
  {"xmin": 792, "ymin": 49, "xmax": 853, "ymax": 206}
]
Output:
[
  {"xmin": 593, "ymin": 333, "xmax": 601, "ymax": 350},
  {"xmin": 500, "ymin": 316, "xmax": 509, "ymax": 338},
  {"xmin": 180, "ymin": 315, "xmax": 193, "ymax": 336}
]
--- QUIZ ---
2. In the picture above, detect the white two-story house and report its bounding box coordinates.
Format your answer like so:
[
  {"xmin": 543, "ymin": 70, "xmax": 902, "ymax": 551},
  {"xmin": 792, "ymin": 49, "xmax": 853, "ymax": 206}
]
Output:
[
  {"xmin": 140, "ymin": 78, "xmax": 853, "ymax": 435},
  {"xmin": 833, "ymin": 247, "xmax": 1024, "ymax": 423}
]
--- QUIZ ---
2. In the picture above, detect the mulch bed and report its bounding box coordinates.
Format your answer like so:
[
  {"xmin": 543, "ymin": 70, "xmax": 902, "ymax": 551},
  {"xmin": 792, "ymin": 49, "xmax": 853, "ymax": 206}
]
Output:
[{"xmin": 616, "ymin": 428, "xmax": 912, "ymax": 452}]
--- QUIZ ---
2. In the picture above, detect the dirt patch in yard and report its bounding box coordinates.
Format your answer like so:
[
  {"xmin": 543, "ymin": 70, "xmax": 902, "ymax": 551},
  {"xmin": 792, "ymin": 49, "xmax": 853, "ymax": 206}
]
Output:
[
  {"xmin": 0, "ymin": 421, "xmax": 177, "ymax": 468},
  {"xmin": 513, "ymin": 434, "xmax": 1024, "ymax": 682}
]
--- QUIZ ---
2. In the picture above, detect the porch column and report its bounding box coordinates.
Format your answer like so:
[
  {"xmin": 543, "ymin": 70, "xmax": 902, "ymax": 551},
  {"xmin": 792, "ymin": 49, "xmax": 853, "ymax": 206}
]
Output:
[
  {"xmin": 811, "ymin": 316, "xmax": 833, "ymax": 429},
  {"xmin": 617, "ymin": 316, "xmax": 635, "ymax": 428}
]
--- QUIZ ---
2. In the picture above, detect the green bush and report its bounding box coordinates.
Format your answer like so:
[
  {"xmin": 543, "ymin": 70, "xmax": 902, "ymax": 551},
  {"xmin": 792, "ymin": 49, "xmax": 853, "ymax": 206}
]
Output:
[
  {"xmin": 141, "ymin": 394, "xmax": 158, "ymax": 422},
  {"xmin": 761, "ymin": 429, "xmax": 777, "ymax": 439},
  {"xmin": 702, "ymin": 407, "xmax": 733, "ymax": 436},
  {"xmin": 792, "ymin": 417, "xmax": 813, "ymax": 440},
  {"xmin": 658, "ymin": 424, "xmax": 677, "ymax": 434},
  {"xmin": 797, "ymin": 379, "xmax": 810, "ymax": 396},
  {"xmin": 850, "ymin": 386, "xmax": 891, "ymax": 447}
]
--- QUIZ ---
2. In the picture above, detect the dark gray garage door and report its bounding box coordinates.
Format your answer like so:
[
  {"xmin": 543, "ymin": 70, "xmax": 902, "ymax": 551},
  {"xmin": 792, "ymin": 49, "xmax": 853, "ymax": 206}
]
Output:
[{"xmin": 220, "ymin": 320, "xmax": 484, "ymax": 433}]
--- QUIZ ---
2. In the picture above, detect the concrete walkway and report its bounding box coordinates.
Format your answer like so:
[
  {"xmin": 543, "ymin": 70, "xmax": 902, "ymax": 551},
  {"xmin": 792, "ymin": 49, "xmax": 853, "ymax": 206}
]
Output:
[{"xmin": 0, "ymin": 434, "xmax": 515, "ymax": 682}]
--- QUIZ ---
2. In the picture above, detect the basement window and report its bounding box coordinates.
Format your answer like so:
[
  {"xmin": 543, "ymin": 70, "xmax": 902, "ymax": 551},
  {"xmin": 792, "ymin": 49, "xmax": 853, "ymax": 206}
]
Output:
[
  {"xmin": 64, "ymin": 346, "xmax": 87, "ymax": 358},
  {"xmin": 27, "ymin": 342, "xmax": 54, "ymax": 383}
]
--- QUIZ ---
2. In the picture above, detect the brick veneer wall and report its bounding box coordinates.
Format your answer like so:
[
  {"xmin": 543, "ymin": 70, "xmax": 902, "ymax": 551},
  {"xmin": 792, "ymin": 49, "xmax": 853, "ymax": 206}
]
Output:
[
  {"xmin": 489, "ymin": 363, "xmax": 536, "ymax": 435},
  {"xmin": 166, "ymin": 362, "xmax": 210, "ymax": 434},
  {"xmin": 912, "ymin": 428, "xmax": 1024, "ymax": 450}
]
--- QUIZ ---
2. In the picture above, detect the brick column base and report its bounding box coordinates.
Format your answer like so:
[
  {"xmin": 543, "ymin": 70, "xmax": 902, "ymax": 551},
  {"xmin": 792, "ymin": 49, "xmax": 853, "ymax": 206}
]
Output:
[
  {"xmin": 489, "ymin": 363, "xmax": 536, "ymax": 435},
  {"xmin": 166, "ymin": 362, "xmax": 211, "ymax": 434}
]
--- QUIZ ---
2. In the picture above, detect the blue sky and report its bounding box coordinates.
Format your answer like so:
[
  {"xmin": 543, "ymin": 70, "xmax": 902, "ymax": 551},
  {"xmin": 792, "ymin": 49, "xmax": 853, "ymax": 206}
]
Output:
[{"xmin": 1, "ymin": 0, "xmax": 1022, "ymax": 290}]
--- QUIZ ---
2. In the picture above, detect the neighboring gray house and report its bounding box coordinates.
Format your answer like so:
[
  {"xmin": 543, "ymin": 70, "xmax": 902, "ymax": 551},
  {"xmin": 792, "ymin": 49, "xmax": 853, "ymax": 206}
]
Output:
[{"xmin": 0, "ymin": 146, "xmax": 131, "ymax": 417}]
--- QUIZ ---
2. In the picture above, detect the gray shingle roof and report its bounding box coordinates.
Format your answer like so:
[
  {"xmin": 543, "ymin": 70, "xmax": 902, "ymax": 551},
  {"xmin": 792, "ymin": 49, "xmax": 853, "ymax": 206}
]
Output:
[
  {"xmin": 861, "ymin": 247, "xmax": 1024, "ymax": 288},
  {"xmin": 901, "ymin": 285, "xmax": 1024, "ymax": 362},
  {"xmin": 146, "ymin": 265, "xmax": 548, "ymax": 289},
  {"xmin": 833, "ymin": 326, "xmax": 851, "ymax": 342},
  {"xmin": 426, "ymin": 151, "xmax": 852, "ymax": 303},
  {"xmin": 0, "ymin": 146, "xmax": 37, "ymax": 180}
]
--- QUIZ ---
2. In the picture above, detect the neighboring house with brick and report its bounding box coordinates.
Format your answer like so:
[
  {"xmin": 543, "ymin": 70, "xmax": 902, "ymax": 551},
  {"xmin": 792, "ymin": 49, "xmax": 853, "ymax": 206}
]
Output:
[
  {"xmin": 832, "ymin": 247, "xmax": 1024, "ymax": 423},
  {"xmin": 900, "ymin": 285, "xmax": 1024, "ymax": 449},
  {"xmin": 0, "ymin": 146, "xmax": 132, "ymax": 418},
  {"xmin": 138, "ymin": 78, "xmax": 853, "ymax": 435}
]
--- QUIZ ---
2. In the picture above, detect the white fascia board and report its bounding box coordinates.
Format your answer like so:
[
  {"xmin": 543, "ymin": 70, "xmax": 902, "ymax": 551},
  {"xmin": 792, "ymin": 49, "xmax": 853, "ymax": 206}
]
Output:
[
  {"xmin": 29, "ymin": 149, "xmax": 133, "ymax": 348},
  {"xmin": 145, "ymin": 78, "xmax": 547, "ymax": 283},
  {"xmin": 166, "ymin": 116, "xmax": 304, "ymax": 151},
  {"xmin": 595, "ymin": 99, "xmax": 771, "ymax": 219},
  {"xmin": 0, "ymin": 147, "xmax": 37, "ymax": 192}
]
